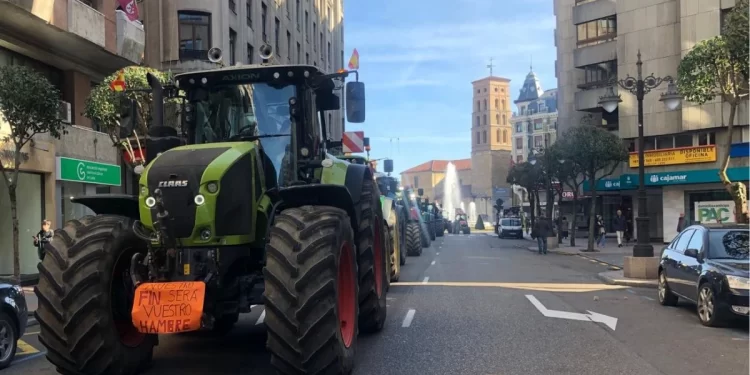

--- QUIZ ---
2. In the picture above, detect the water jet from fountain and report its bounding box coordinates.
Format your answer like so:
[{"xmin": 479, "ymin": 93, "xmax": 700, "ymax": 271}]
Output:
[{"xmin": 443, "ymin": 162, "xmax": 462, "ymax": 219}]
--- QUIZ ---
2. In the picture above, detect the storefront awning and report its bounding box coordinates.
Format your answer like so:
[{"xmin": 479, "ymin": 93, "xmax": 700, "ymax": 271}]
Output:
[{"xmin": 0, "ymin": 2, "xmax": 134, "ymax": 79}]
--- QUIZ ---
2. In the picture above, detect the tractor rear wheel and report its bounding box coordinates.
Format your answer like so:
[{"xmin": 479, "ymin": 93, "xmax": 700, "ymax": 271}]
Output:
[
  {"xmin": 263, "ymin": 206, "xmax": 358, "ymax": 374},
  {"xmin": 34, "ymin": 215, "xmax": 156, "ymax": 375},
  {"xmin": 357, "ymin": 179, "xmax": 388, "ymax": 334},
  {"xmin": 405, "ymin": 222, "xmax": 422, "ymax": 256}
]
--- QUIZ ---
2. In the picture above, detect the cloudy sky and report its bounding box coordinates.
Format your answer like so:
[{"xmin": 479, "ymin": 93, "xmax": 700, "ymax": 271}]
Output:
[{"xmin": 343, "ymin": 0, "xmax": 556, "ymax": 175}]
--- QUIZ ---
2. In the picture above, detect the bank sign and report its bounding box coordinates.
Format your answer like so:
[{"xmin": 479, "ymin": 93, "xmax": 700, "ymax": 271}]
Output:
[
  {"xmin": 56, "ymin": 157, "xmax": 121, "ymax": 186},
  {"xmin": 621, "ymin": 167, "xmax": 750, "ymax": 187},
  {"xmin": 695, "ymin": 201, "xmax": 735, "ymax": 223}
]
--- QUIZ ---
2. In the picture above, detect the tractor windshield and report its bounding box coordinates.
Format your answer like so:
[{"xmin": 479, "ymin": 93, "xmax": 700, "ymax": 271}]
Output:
[{"xmin": 190, "ymin": 83, "xmax": 296, "ymax": 178}]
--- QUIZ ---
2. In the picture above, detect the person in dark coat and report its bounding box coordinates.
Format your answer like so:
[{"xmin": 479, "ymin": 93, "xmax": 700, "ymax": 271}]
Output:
[
  {"xmin": 533, "ymin": 215, "xmax": 553, "ymax": 254},
  {"xmin": 33, "ymin": 219, "xmax": 53, "ymax": 261},
  {"xmin": 613, "ymin": 210, "xmax": 627, "ymax": 248}
]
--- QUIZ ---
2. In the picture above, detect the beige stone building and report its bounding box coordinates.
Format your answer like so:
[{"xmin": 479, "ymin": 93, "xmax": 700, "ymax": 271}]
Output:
[
  {"xmin": 141, "ymin": 0, "xmax": 346, "ymax": 139},
  {"xmin": 0, "ymin": 0, "xmax": 145, "ymax": 277},
  {"xmin": 400, "ymin": 159, "xmax": 473, "ymax": 204},
  {"xmin": 554, "ymin": 0, "xmax": 749, "ymax": 242}
]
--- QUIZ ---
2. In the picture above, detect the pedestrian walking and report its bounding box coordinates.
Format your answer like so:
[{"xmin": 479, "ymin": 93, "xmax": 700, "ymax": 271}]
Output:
[
  {"xmin": 676, "ymin": 213, "xmax": 686, "ymax": 233},
  {"xmin": 613, "ymin": 210, "xmax": 627, "ymax": 248},
  {"xmin": 533, "ymin": 215, "xmax": 552, "ymax": 254},
  {"xmin": 561, "ymin": 217, "xmax": 569, "ymax": 240},
  {"xmin": 595, "ymin": 215, "xmax": 606, "ymax": 248},
  {"xmin": 624, "ymin": 209, "xmax": 633, "ymax": 245},
  {"xmin": 33, "ymin": 219, "xmax": 53, "ymax": 261}
]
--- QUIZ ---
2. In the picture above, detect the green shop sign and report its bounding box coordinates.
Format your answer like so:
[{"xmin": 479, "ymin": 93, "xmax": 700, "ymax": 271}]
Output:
[
  {"xmin": 621, "ymin": 167, "xmax": 749, "ymax": 187},
  {"xmin": 583, "ymin": 177, "xmax": 630, "ymax": 192},
  {"xmin": 56, "ymin": 157, "xmax": 121, "ymax": 186}
]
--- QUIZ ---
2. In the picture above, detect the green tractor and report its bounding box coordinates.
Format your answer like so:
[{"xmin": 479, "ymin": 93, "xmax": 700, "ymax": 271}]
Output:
[
  {"xmin": 336, "ymin": 155, "xmax": 406, "ymax": 282},
  {"xmin": 34, "ymin": 45, "xmax": 389, "ymax": 375}
]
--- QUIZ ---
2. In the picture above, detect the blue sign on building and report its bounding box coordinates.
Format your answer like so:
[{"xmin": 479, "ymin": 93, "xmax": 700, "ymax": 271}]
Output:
[
  {"xmin": 730, "ymin": 142, "xmax": 749, "ymax": 158},
  {"xmin": 583, "ymin": 166, "xmax": 750, "ymax": 191}
]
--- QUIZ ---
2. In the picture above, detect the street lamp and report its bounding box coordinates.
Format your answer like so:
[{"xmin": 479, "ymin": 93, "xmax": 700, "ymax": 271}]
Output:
[{"xmin": 598, "ymin": 50, "xmax": 683, "ymax": 258}]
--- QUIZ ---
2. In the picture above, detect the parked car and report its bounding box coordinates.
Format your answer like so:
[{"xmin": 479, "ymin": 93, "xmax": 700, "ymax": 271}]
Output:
[
  {"xmin": 497, "ymin": 217, "xmax": 523, "ymax": 239},
  {"xmin": 0, "ymin": 282, "xmax": 28, "ymax": 369},
  {"xmin": 658, "ymin": 224, "xmax": 749, "ymax": 327}
]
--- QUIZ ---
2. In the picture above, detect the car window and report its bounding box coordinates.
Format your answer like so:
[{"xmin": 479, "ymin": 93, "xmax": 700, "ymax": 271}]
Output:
[
  {"xmin": 668, "ymin": 232, "xmax": 685, "ymax": 248},
  {"xmin": 674, "ymin": 229, "xmax": 694, "ymax": 252},
  {"xmin": 708, "ymin": 230, "xmax": 749, "ymax": 260},
  {"xmin": 685, "ymin": 230, "xmax": 704, "ymax": 252},
  {"xmin": 502, "ymin": 219, "xmax": 521, "ymax": 226}
]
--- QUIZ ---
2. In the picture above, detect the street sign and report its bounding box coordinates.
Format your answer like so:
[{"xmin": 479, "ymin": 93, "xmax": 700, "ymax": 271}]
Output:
[
  {"xmin": 343, "ymin": 131, "xmax": 364, "ymax": 153},
  {"xmin": 56, "ymin": 157, "xmax": 122, "ymax": 186},
  {"xmin": 525, "ymin": 294, "xmax": 617, "ymax": 330}
]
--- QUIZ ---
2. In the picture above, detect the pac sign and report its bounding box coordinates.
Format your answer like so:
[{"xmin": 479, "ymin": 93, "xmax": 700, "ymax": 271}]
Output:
[{"xmin": 697, "ymin": 206, "xmax": 731, "ymax": 223}]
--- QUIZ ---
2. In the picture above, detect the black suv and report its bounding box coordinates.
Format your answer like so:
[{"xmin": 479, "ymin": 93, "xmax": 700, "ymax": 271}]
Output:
[{"xmin": 0, "ymin": 282, "xmax": 29, "ymax": 369}]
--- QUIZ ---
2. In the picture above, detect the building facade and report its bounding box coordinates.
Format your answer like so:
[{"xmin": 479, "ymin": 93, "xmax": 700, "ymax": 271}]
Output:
[
  {"xmin": 470, "ymin": 76, "xmax": 515, "ymax": 219},
  {"xmin": 0, "ymin": 0, "xmax": 145, "ymax": 276},
  {"xmin": 141, "ymin": 0, "xmax": 346, "ymax": 140},
  {"xmin": 400, "ymin": 159, "xmax": 473, "ymax": 204},
  {"xmin": 554, "ymin": 0, "xmax": 749, "ymax": 242}
]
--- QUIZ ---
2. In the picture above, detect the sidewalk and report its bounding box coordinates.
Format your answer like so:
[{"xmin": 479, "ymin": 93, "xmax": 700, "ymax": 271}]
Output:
[{"xmin": 522, "ymin": 232, "xmax": 664, "ymax": 270}]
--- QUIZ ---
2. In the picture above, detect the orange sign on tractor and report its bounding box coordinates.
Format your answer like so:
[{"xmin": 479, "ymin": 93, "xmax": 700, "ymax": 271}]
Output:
[{"xmin": 131, "ymin": 281, "xmax": 206, "ymax": 334}]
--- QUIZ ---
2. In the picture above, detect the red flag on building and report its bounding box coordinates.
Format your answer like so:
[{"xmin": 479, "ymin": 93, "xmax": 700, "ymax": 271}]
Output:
[
  {"xmin": 347, "ymin": 49, "xmax": 360, "ymax": 70},
  {"xmin": 117, "ymin": 0, "xmax": 139, "ymax": 22}
]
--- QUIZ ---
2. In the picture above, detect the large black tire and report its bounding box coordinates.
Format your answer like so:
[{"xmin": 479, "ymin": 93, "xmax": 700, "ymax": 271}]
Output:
[
  {"xmin": 357, "ymin": 180, "xmax": 388, "ymax": 334},
  {"xmin": 264, "ymin": 206, "xmax": 358, "ymax": 374},
  {"xmin": 435, "ymin": 221, "xmax": 444, "ymax": 237},
  {"xmin": 34, "ymin": 215, "xmax": 157, "ymax": 375},
  {"xmin": 428, "ymin": 222, "xmax": 436, "ymax": 241},
  {"xmin": 387, "ymin": 226, "xmax": 399, "ymax": 283},
  {"xmin": 405, "ymin": 222, "xmax": 422, "ymax": 256}
]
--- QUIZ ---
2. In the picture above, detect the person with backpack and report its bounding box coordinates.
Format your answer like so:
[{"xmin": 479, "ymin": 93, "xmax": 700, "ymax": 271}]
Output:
[{"xmin": 33, "ymin": 219, "xmax": 54, "ymax": 261}]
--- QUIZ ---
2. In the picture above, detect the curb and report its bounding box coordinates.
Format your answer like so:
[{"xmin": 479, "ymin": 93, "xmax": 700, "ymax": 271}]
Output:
[
  {"xmin": 574, "ymin": 252, "xmax": 624, "ymax": 271},
  {"xmin": 597, "ymin": 272, "xmax": 658, "ymax": 289},
  {"xmin": 524, "ymin": 246, "xmax": 579, "ymax": 256}
]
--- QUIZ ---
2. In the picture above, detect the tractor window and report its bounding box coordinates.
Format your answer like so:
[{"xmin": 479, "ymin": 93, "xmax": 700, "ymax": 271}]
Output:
[{"xmin": 191, "ymin": 83, "xmax": 296, "ymax": 182}]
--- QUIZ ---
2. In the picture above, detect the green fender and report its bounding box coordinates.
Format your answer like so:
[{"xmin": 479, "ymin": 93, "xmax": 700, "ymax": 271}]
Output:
[{"xmin": 380, "ymin": 196, "xmax": 395, "ymax": 228}]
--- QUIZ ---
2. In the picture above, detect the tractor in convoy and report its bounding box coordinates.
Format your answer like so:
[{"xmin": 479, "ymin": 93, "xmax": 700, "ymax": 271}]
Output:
[
  {"xmin": 34, "ymin": 44, "xmax": 389, "ymax": 375},
  {"xmin": 402, "ymin": 188, "xmax": 431, "ymax": 255}
]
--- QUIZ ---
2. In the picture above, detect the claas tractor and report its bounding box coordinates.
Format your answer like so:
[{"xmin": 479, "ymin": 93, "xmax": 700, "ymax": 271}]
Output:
[{"xmin": 34, "ymin": 44, "xmax": 389, "ymax": 375}]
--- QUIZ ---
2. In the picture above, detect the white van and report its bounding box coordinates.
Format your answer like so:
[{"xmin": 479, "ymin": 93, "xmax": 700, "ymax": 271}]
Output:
[{"xmin": 497, "ymin": 217, "xmax": 523, "ymax": 239}]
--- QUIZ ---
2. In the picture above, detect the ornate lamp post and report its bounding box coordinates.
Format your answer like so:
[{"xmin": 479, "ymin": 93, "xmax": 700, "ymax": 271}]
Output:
[{"xmin": 598, "ymin": 50, "xmax": 682, "ymax": 258}]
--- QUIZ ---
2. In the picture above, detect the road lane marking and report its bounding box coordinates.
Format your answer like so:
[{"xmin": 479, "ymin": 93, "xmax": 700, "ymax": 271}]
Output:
[
  {"xmin": 626, "ymin": 289, "xmax": 636, "ymax": 294},
  {"xmin": 525, "ymin": 294, "xmax": 617, "ymax": 330},
  {"xmin": 256, "ymin": 310, "xmax": 266, "ymax": 325},
  {"xmin": 436, "ymin": 252, "xmax": 440, "ymax": 255},
  {"xmin": 12, "ymin": 351, "xmax": 46, "ymax": 364},
  {"xmin": 642, "ymin": 296, "xmax": 655, "ymax": 301},
  {"xmin": 16, "ymin": 339, "xmax": 39, "ymax": 354},
  {"xmin": 391, "ymin": 282, "xmax": 628, "ymax": 293},
  {"xmin": 430, "ymin": 260, "xmax": 436, "ymax": 266},
  {"xmin": 402, "ymin": 309, "xmax": 416, "ymax": 327}
]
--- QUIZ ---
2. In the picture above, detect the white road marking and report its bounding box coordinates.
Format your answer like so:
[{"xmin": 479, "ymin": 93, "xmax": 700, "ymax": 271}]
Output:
[
  {"xmin": 626, "ymin": 289, "xmax": 636, "ymax": 294},
  {"xmin": 386, "ymin": 297, "xmax": 395, "ymax": 301},
  {"xmin": 422, "ymin": 277, "xmax": 429, "ymax": 284},
  {"xmin": 525, "ymin": 294, "xmax": 618, "ymax": 330},
  {"xmin": 256, "ymin": 310, "xmax": 266, "ymax": 325},
  {"xmin": 402, "ymin": 309, "xmax": 416, "ymax": 327},
  {"xmin": 436, "ymin": 252, "xmax": 440, "ymax": 255},
  {"xmin": 642, "ymin": 296, "xmax": 655, "ymax": 301},
  {"xmin": 430, "ymin": 260, "xmax": 436, "ymax": 265}
]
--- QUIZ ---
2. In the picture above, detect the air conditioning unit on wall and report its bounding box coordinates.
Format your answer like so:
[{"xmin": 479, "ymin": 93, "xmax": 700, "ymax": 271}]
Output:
[{"xmin": 58, "ymin": 100, "xmax": 72, "ymax": 124}]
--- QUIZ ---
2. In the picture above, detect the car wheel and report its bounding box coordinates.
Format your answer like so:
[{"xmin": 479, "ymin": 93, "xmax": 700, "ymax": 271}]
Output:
[
  {"xmin": 697, "ymin": 282, "xmax": 726, "ymax": 327},
  {"xmin": 657, "ymin": 269, "xmax": 678, "ymax": 306},
  {"xmin": 0, "ymin": 312, "xmax": 18, "ymax": 370}
]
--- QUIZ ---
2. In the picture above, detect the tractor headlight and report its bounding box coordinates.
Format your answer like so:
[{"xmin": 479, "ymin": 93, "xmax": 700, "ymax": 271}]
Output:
[
  {"xmin": 145, "ymin": 197, "xmax": 156, "ymax": 208},
  {"xmin": 727, "ymin": 275, "xmax": 750, "ymax": 290},
  {"xmin": 206, "ymin": 182, "xmax": 219, "ymax": 194},
  {"xmin": 200, "ymin": 228, "xmax": 212, "ymax": 240},
  {"xmin": 194, "ymin": 194, "xmax": 205, "ymax": 206}
]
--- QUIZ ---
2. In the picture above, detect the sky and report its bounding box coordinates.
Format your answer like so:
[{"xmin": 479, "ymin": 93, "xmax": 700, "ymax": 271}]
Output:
[{"xmin": 342, "ymin": 0, "xmax": 557, "ymax": 176}]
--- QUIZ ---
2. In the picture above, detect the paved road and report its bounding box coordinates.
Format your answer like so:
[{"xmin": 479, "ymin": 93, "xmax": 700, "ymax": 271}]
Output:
[{"xmin": 7, "ymin": 232, "xmax": 749, "ymax": 374}]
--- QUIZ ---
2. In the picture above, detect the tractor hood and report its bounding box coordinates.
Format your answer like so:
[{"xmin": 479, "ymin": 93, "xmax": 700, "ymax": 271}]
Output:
[{"xmin": 138, "ymin": 142, "xmax": 263, "ymax": 246}]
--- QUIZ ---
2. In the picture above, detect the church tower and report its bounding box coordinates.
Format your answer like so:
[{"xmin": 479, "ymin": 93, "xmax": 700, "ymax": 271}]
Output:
[{"xmin": 470, "ymin": 61, "xmax": 514, "ymax": 218}]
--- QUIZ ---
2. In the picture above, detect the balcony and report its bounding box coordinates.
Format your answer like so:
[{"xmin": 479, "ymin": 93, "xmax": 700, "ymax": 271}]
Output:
[
  {"xmin": 573, "ymin": 0, "xmax": 616, "ymax": 25},
  {"xmin": 574, "ymin": 39, "xmax": 616, "ymax": 68},
  {"xmin": 50, "ymin": 125, "xmax": 118, "ymax": 164},
  {"xmin": 575, "ymin": 86, "xmax": 616, "ymax": 112},
  {"xmin": 69, "ymin": 0, "xmax": 105, "ymax": 47},
  {"xmin": 115, "ymin": 10, "xmax": 144, "ymax": 64}
]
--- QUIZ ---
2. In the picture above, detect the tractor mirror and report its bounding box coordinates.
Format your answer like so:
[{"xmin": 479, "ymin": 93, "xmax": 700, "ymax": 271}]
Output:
[
  {"xmin": 345, "ymin": 81, "xmax": 365, "ymax": 123},
  {"xmin": 384, "ymin": 159, "xmax": 394, "ymax": 173},
  {"xmin": 418, "ymin": 188, "xmax": 424, "ymax": 197}
]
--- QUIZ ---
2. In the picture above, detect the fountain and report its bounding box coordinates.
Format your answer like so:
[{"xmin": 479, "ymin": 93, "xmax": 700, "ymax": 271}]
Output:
[
  {"xmin": 442, "ymin": 162, "xmax": 463, "ymax": 219},
  {"xmin": 469, "ymin": 202, "xmax": 477, "ymax": 226}
]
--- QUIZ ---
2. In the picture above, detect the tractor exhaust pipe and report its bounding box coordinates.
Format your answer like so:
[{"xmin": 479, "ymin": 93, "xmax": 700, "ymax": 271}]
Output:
[{"xmin": 146, "ymin": 73, "xmax": 164, "ymax": 128}]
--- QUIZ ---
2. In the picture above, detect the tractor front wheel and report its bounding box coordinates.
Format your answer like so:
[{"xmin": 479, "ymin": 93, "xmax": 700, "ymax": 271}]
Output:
[
  {"xmin": 264, "ymin": 206, "xmax": 358, "ymax": 374},
  {"xmin": 357, "ymin": 180, "xmax": 388, "ymax": 334},
  {"xmin": 405, "ymin": 222, "xmax": 422, "ymax": 256},
  {"xmin": 34, "ymin": 215, "xmax": 156, "ymax": 375}
]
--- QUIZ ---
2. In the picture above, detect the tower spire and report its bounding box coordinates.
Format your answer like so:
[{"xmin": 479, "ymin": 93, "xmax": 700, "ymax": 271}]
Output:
[
  {"xmin": 530, "ymin": 55, "xmax": 533, "ymax": 71},
  {"xmin": 487, "ymin": 57, "xmax": 495, "ymax": 76}
]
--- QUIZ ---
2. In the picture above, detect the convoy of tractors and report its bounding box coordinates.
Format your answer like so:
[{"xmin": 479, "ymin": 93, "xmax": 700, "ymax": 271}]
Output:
[{"xmin": 31, "ymin": 44, "xmax": 452, "ymax": 375}]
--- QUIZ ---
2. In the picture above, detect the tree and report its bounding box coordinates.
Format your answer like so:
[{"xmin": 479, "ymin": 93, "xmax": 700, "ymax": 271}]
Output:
[
  {"xmin": 507, "ymin": 162, "xmax": 541, "ymax": 227},
  {"xmin": 0, "ymin": 65, "xmax": 65, "ymax": 282},
  {"xmin": 677, "ymin": 2, "xmax": 749, "ymax": 224},
  {"xmin": 84, "ymin": 66, "xmax": 176, "ymax": 166},
  {"xmin": 548, "ymin": 142, "xmax": 586, "ymax": 246},
  {"xmin": 535, "ymin": 149, "xmax": 561, "ymax": 220},
  {"xmin": 556, "ymin": 125, "xmax": 628, "ymax": 251}
]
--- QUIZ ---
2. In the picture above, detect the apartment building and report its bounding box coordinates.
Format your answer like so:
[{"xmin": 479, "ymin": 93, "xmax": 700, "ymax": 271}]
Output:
[
  {"xmin": 554, "ymin": 0, "xmax": 749, "ymax": 242},
  {"xmin": 511, "ymin": 72, "xmax": 559, "ymax": 165},
  {"xmin": 0, "ymin": 0, "xmax": 145, "ymax": 276},
  {"xmin": 140, "ymin": 0, "xmax": 346, "ymax": 139}
]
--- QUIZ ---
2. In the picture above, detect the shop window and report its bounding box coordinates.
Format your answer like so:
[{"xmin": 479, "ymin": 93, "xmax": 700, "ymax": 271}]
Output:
[
  {"xmin": 698, "ymin": 132, "xmax": 716, "ymax": 145},
  {"xmin": 656, "ymin": 136, "xmax": 673, "ymax": 149},
  {"xmin": 674, "ymin": 134, "xmax": 693, "ymax": 148},
  {"xmin": 0, "ymin": 172, "xmax": 44, "ymax": 275}
]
